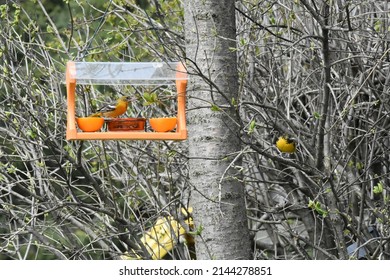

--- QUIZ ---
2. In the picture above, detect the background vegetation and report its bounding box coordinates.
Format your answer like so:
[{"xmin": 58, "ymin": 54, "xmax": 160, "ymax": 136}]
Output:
[{"xmin": 0, "ymin": 0, "xmax": 389, "ymax": 259}]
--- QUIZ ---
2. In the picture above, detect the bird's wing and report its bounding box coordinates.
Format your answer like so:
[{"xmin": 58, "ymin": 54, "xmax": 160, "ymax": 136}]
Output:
[{"xmin": 96, "ymin": 103, "xmax": 116, "ymax": 113}]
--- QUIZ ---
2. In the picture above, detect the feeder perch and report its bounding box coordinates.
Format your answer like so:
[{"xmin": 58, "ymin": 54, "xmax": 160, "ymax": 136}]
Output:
[{"xmin": 66, "ymin": 61, "xmax": 188, "ymax": 140}]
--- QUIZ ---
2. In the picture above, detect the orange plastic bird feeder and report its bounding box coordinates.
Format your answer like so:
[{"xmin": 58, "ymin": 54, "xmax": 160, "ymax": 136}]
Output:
[{"xmin": 66, "ymin": 61, "xmax": 188, "ymax": 140}]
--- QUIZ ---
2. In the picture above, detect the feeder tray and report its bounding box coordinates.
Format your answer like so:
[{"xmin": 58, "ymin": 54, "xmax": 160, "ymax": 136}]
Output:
[{"xmin": 66, "ymin": 61, "xmax": 188, "ymax": 140}]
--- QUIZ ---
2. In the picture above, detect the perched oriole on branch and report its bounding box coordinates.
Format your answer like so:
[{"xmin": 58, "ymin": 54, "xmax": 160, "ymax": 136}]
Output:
[
  {"xmin": 88, "ymin": 96, "xmax": 134, "ymax": 118},
  {"xmin": 276, "ymin": 135, "xmax": 296, "ymax": 153}
]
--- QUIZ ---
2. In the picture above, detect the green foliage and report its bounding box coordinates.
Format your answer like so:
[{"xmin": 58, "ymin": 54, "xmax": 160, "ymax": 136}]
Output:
[
  {"xmin": 211, "ymin": 104, "xmax": 221, "ymax": 112},
  {"xmin": 188, "ymin": 225, "xmax": 204, "ymax": 236},
  {"xmin": 143, "ymin": 92, "xmax": 159, "ymax": 105},
  {"xmin": 373, "ymin": 181, "xmax": 384, "ymax": 194},
  {"xmin": 248, "ymin": 120, "xmax": 256, "ymax": 135},
  {"xmin": 308, "ymin": 200, "xmax": 328, "ymax": 218}
]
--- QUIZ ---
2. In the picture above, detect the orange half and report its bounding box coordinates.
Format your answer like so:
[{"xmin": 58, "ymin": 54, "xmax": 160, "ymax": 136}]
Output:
[
  {"xmin": 149, "ymin": 117, "xmax": 177, "ymax": 132},
  {"xmin": 76, "ymin": 117, "xmax": 104, "ymax": 132}
]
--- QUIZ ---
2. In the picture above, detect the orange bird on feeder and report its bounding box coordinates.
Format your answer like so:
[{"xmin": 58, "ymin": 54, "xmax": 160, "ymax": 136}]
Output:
[{"xmin": 88, "ymin": 96, "xmax": 135, "ymax": 118}]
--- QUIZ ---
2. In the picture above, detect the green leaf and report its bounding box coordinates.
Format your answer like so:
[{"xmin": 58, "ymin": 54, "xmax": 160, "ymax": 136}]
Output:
[
  {"xmin": 143, "ymin": 92, "xmax": 159, "ymax": 105},
  {"xmin": 373, "ymin": 182, "xmax": 384, "ymax": 194},
  {"xmin": 188, "ymin": 225, "xmax": 204, "ymax": 236},
  {"xmin": 0, "ymin": 4, "xmax": 7, "ymax": 19},
  {"xmin": 167, "ymin": 150, "xmax": 177, "ymax": 157},
  {"xmin": 211, "ymin": 104, "xmax": 220, "ymax": 112},
  {"xmin": 46, "ymin": 25, "xmax": 54, "ymax": 34},
  {"xmin": 374, "ymin": 20, "xmax": 381, "ymax": 32},
  {"xmin": 308, "ymin": 200, "xmax": 328, "ymax": 217},
  {"xmin": 248, "ymin": 120, "xmax": 256, "ymax": 134},
  {"xmin": 7, "ymin": 165, "xmax": 16, "ymax": 174},
  {"xmin": 355, "ymin": 162, "xmax": 364, "ymax": 170}
]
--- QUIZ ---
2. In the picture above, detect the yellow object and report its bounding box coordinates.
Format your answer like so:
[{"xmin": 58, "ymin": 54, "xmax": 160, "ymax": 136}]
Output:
[
  {"xmin": 141, "ymin": 217, "xmax": 186, "ymax": 260},
  {"xmin": 140, "ymin": 207, "xmax": 193, "ymax": 260},
  {"xmin": 276, "ymin": 135, "xmax": 296, "ymax": 153},
  {"xmin": 88, "ymin": 96, "xmax": 133, "ymax": 118}
]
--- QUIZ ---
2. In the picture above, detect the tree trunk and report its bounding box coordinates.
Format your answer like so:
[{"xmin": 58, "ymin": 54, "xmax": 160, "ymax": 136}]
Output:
[{"xmin": 184, "ymin": 0, "xmax": 252, "ymax": 259}]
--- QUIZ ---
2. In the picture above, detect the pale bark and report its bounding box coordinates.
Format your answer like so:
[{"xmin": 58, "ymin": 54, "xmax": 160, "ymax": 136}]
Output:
[{"xmin": 184, "ymin": 0, "xmax": 252, "ymax": 259}]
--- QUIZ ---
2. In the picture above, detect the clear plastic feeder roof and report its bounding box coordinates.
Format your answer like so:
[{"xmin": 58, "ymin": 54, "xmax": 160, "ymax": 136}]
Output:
[{"xmin": 68, "ymin": 62, "xmax": 187, "ymax": 85}]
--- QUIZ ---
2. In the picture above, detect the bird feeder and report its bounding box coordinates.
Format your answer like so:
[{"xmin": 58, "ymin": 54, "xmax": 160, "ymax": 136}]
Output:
[{"xmin": 66, "ymin": 61, "xmax": 188, "ymax": 140}]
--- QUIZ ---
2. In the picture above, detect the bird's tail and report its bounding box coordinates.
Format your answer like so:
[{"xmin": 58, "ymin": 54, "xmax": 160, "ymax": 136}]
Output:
[{"xmin": 88, "ymin": 112, "xmax": 103, "ymax": 118}]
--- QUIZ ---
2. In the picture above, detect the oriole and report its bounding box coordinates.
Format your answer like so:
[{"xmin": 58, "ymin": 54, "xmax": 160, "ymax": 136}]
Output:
[
  {"xmin": 276, "ymin": 135, "xmax": 296, "ymax": 153},
  {"xmin": 88, "ymin": 96, "xmax": 133, "ymax": 118}
]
